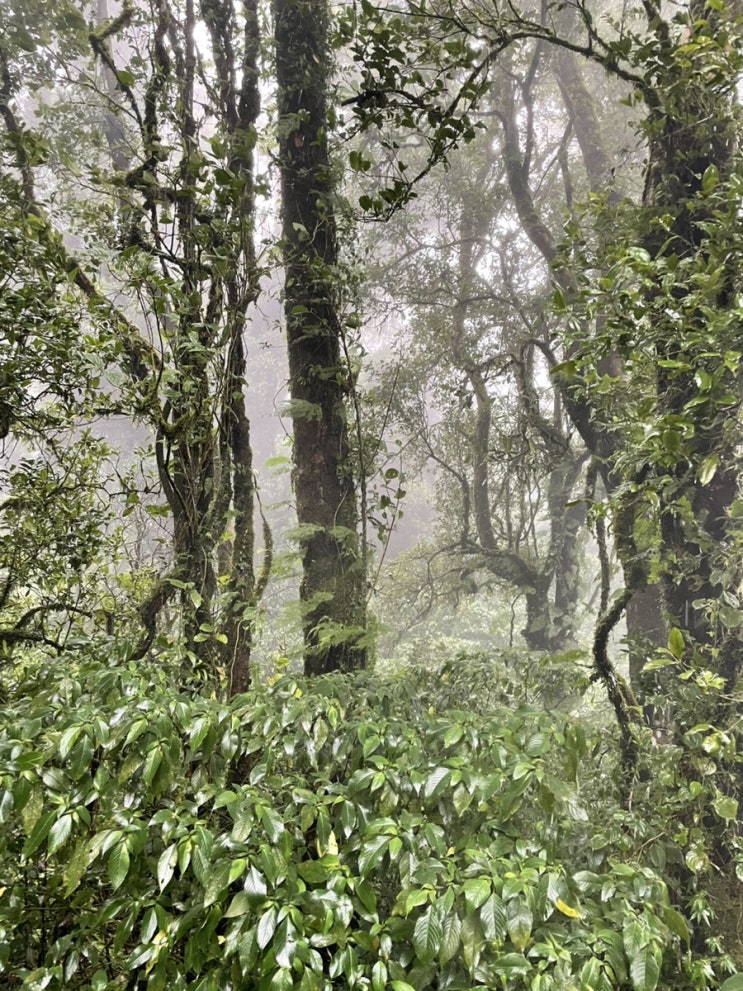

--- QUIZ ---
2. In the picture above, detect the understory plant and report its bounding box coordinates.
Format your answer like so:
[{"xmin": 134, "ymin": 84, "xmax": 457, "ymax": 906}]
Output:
[{"xmin": 0, "ymin": 652, "xmax": 735, "ymax": 991}]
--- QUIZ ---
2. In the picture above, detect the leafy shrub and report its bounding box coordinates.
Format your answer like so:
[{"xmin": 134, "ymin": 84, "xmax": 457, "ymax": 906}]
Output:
[{"xmin": 0, "ymin": 656, "xmax": 696, "ymax": 990}]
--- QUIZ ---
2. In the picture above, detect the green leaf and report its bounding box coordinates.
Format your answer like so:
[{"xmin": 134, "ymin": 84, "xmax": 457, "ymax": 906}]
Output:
[
  {"xmin": 63, "ymin": 838, "xmax": 91, "ymax": 896},
  {"xmin": 480, "ymin": 893, "xmax": 507, "ymax": 941},
  {"xmin": 662, "ymin": 906, "xmax": 689, "ymax": 948},
  {"xmin": 629, "ymin": 945, "xmax": 661, "ymax": 991},
  {"xmin": 354, "ymin": 877, "xmax": 377, "ymax": 916},
  {"xmin": 623, "ymin": 920, "xmax": 646, "ymax": 959},
  {"xmin": 697, "ymin": 454, "xmax": 718, "ymax": 486},
  {"xmin": 48, "ymin": 812, "xmax": 73, "ymax": 854},
  {"xmin": 403, "ymin": 888, "xmax": 430, "ymax": 914},
  {"xmin": 371, "ymin": 960, "xmax": 387, "ymax": 991},
  {"xmin": 224, "ymin": 891, "xmax": 251, "ymax": 918},
  {"xmin": 158, "ymin": 844, "xmax": 177, "ymax": 891},
  {"xmin": 493, "ymin": 953, "xmax": 531, "ymax": 975},
  {"xmin": 91, "ymin": 970, "xmax": 108, "ymax": 991},
  {"xmin": 413, "ymin": 904, "xmax": 443, "ymax": 964},
  {"xmin": 260, "ymin": 806, "xmax": 285, "ymax": 843},
  {"xmin": 59, "ymin": 725, "xmax": 83, "ymax": 760},
  {"xmin": 270, "ymin": 968, "xmax": 293, "ymax": 991},
  {"xmin": 713, "ymin": 795, "xmax": 738, "ymax": 822},
  {"xmin": 506, "ymin": 899, "xmax": 532, "ymax": 951},
  {"xmin": 462, "ymin": 877, "xmax": 490, "ymax": 912},
  {"xmin": 108, "ymin": 841, "xmax": 130, "ymax": 891},
  {"xmin": 257, "ymin": 906, "xmax": 277, "ymax": 949},
  {"xmin": 298, "ymin": 860, "xmax": 329, "ymax": 884},
  {"xmin": 667, "ymin": 627, "xmax": 684, "ymax": 660},
  {"xmin": 203, "ymin": 861, "xmax": 230, "ymax": 907},
  {"xmin": 720, "ymin": 977, "xmax": 743, "ymax": 991},
  {"xmin": 358, "ymin": 835, "xmax": 389, "ymax": 876},
  {"xmin": 22, "ymin": 809, "xmax": 56, "ymax": 857},
  {"xmin": 580, "ymin": 956, "xmax": 602, "ymax": 990},
  {"xmin": 424, "ymin": 766, "xmax": 451, "ymax": 801},
  {"xmin": 439, "ymin": 912, "xmax": 462, "ymax": 964},
  {"xmin": 245, "ymin": 864, "xmax": 268, "ymax": 905},
  {"xmin": 142, "ymin": 745, "xmax": 162, "ymax": 787},
  {"xmin": 701, "ymin": 164, "xmax": 719, "ymax": 193}
]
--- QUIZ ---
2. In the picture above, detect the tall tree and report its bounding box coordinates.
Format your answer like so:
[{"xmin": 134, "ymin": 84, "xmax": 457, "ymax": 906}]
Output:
[
  {"xmin": 273, "ymin": 0, "xmax": 367, "ymax": 674},
  {"xmin": 0, "ymin": 0, "xmax": 271, "ymax": 692}
]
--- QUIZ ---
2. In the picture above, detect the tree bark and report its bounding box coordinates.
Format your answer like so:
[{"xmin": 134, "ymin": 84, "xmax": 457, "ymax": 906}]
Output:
[{"xmin": 273, "ymin": 0, "xmax": 366, "ymax": 674}]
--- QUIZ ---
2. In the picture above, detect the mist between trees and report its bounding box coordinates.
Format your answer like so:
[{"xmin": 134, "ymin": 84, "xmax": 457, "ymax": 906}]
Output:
[{"xmin": 1, "ymin": 1, "xmax": 743, "ymax": 988}]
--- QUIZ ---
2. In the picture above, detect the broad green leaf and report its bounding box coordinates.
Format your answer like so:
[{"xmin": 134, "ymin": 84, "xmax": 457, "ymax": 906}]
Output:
[
  {"xmin": 413, "ymin": 904, "xmax": 443, "ymax": 964},
  {"xmin": 424, "ymin": 767, "xmax": 451, "ymax": 801},
  {"xmin": 662, "ymin": 906, "xmax": 689, "ymax": 947},
  {"xmin": 238, "ymin": 926, "xmax": 258, "ymax": 973},
  {"xmin": 697, "ymin": 454, "xmax": 718, "ymax": 485},
  {"xmin": 270, "ymin": 967, "xmax": 293, "ymax": 991},
  {"xmin": 439, "ymin": 912, "xmax": 462, "ymax": 964},
  {"xmin": 629, "ymin": 945, "xmax": 661, "ymax": 991},
  {"xmin": 260, "ymin": 806, "xmax": 284, "ymax": 843},
  {"xmin": 354, "ymin": 878, "xmax": 377, "ymax": 916},
  {"xmin": 403, "ymin": 888, "xmax": 430, "ymax": 914},
  {"xmin": 63, "ymin": 838, "xmax": 91, "ymax": 896},
  {"xmin": 224, "ymin": 891, "xmax": 251, "ymax": 918},
  {"xmin": 257, "ymin": 906, "xmax": 277, "ymax": 949},
  {"xmin": 462, "ymin": 877, "xmax": 490, "ymax": 912},
  {"xmin": 580, "ymin": 956, "xmax": 602, "ymax": 990},
  {"xmin": 47, "ymin": 812, "xmax": 73, "ymax": 855},
  {"xmin": 108, "ymin": 841, "xmax": 130, "ymax": 891},
  {"xmin": 298, "ymin": 860, "xmax": 329, "ymax": 884},
  {"xmin": 140, "ymin": 906, "xmax": 157, "ymax": 944},
  {"xmin": 371, "ymin": 960, "xmax": 387, "ymax": 991},
  {"xmin": 506, "ymin": 899, "xmax": 532, "ymax": 951},
  {"xmin": 142, "ymin": 746, "xmax": 162, "ymax": 787},
  {"xmin": 358, "ymin": 835, "xmax": 389, "ymax": 876},
  {"xmin": 229, "ymin": 857, "xmax": 247, "ymax": 884},
  {"xmin": 59, "ymin": 725, "xmax": 83, "ymax": 760},
  {"xmin": 22, "ymin": 809, "xmax": 56, "ymax": 857},
  {"xmin": 21, "ymin": 788, "xmax": 44, "ymax": 836},
  {"xmin": 480, "ymin": 893, "xmax": 507, "ymax": 941},
  {"xmin": 91, "ymin": 971, "xmax": 108, "ymax": 991},
  {"xmin": 667, "ymin": 628, "xmax": 684, "ymax": 660},
  {"xmin": 713, "ymin": 795, "xmax": 738, "ymax": 822},
  {"xmin": 157, "ymin": 844, "xmax": 177, "ymax": 892},
  {"xmin": 191, "ymin": 837, "xmax": 211, "ymax": 882},
  {"xmin": 701, "ymin": 163, "xmax": 719, "ymax": 193},
  {"xmin": 623, "ymin": 920, "xmax": 646, "ymax": 959},
  {"xmin": 300, "ymin": 968, "xmax": 321, "ymax": 991},
  {"xmin": 720, "ymin": 977, "xmax": 743, "ymax": 991},
  {"xmin": 204, "ymin": 861, "xmax": 231, "ymax": 907},
  {"xmin": 243, "ymin": 864, "xmax": 268, "ymax": 908},
  {"xmin": 493, "ymin": 952, "xmax": 531, "ymax": 975},
  {"xmin": 274, "ymin": 919, "xmax": 298, "ymax": 969},
  {"xmin": 443, "ymin": 724, "xmax": 463, "ymax": 748},
  {"xmin": 460, "ymin": 912, "xmax": 481, "ymax": 971},
  {"xmin": 452, "ymin": 784, "xmax": 473, "ymax": 816}
]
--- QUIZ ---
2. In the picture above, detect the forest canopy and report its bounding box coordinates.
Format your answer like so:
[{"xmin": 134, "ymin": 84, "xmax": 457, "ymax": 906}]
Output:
[{"xmin": 1, "ymin": 0, "xmax": 743, "ymax": 988}]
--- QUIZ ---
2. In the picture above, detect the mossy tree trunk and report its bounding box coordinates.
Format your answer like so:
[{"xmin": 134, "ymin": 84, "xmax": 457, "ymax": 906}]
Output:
[{"xmin": 273, "ymin": 0, "xmax": 367, "ymax": 675}]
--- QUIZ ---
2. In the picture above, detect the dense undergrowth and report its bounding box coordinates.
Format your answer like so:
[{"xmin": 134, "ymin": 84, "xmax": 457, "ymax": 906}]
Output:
[{"xmin": 0, "ymin": 651, "xmax": 739, "ymax": 990}]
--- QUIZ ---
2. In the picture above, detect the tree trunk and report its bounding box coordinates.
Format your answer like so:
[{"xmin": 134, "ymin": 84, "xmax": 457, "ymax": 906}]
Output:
[
  {"xmin": 273, "ymin": 0, "xmax": 366, "ymax": 675},
  {"xmin": 641, "ymin": 4, "xmax": 740, "ymax": 659}
]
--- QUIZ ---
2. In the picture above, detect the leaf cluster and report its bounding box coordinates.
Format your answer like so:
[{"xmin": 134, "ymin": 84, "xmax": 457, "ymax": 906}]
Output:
[{"xmin": 0, "ymin": 655, "xmax": 699, "ymax": 991}]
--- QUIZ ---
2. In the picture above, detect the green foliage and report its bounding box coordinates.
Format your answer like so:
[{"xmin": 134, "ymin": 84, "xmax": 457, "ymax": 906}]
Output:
[{"xmin": 0, "ymin": 656, "xmax": 701, "ymax": 990}]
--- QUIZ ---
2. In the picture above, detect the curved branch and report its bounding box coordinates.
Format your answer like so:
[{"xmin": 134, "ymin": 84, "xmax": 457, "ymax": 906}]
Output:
[{"xmin": 593, "ymin": 589, "xmax": 641, "ymax": 784}]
